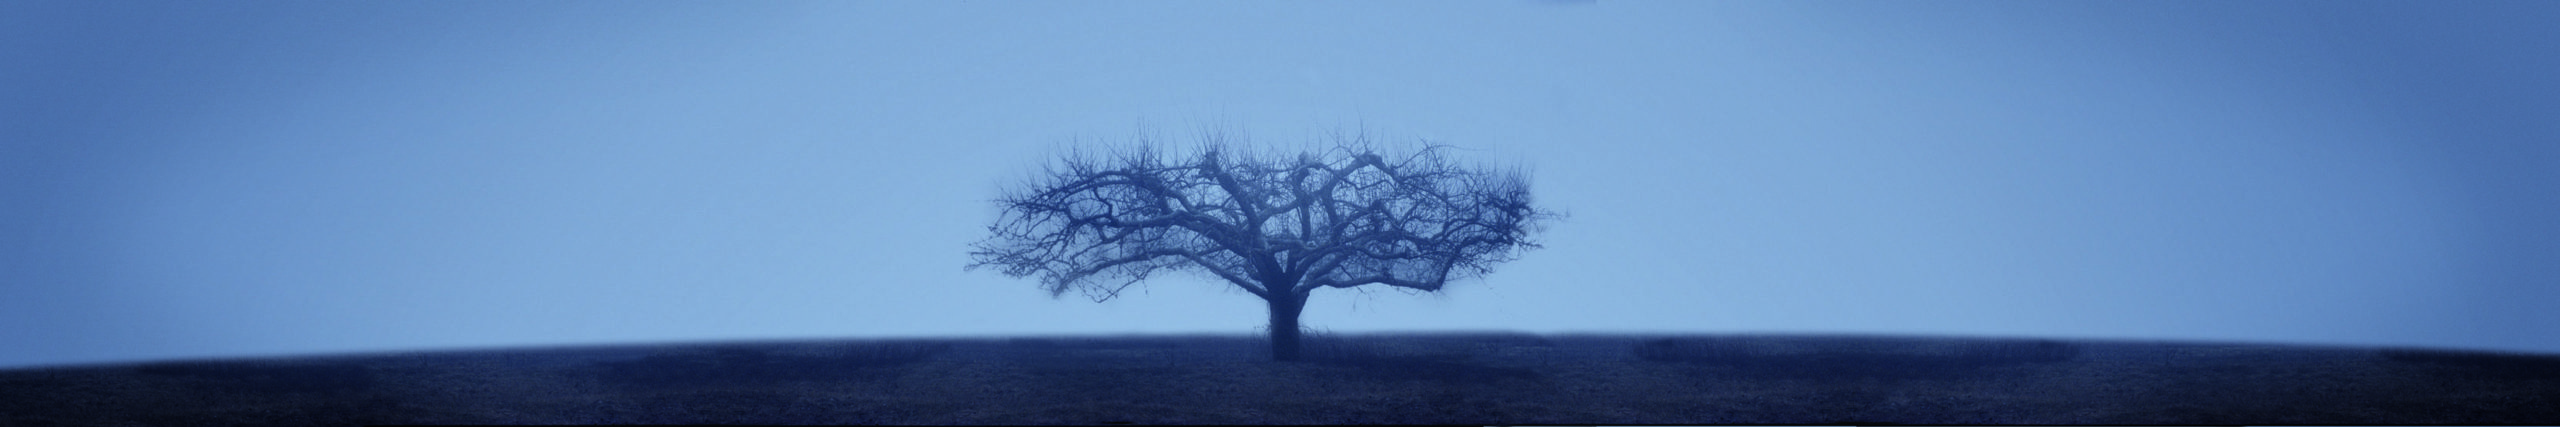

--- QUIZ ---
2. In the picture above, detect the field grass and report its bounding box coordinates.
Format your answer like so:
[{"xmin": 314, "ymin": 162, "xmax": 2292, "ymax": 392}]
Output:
[{"xmin": 2, "ymin": 332, "xmax": 2555, "ymax": 425}]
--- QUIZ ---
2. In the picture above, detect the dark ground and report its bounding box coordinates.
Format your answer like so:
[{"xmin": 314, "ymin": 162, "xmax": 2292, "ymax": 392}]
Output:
[{"xmin": 2, "ymin": 332, "xmax": 2555, "ymax": 425}]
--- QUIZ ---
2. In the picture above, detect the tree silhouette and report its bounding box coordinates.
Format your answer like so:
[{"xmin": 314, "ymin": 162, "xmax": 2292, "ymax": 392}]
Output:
[{"xmin": 968, "ymin": 132, "xmax": 1557, "ymax": 361}]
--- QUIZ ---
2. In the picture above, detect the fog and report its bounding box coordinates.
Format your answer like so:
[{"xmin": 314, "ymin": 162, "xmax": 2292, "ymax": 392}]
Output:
[{"xmin": 5, "ymin": 1, "xmax": 2555, "ymax": 369}]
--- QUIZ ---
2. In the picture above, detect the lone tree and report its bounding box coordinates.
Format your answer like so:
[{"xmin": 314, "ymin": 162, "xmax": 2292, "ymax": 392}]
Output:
[{"xmin": 968, "ymin": 133, "xmax": 1557, "ymax": 361}]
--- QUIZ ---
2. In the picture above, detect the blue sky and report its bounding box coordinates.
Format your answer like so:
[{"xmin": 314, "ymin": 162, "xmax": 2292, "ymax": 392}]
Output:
[{"xmin": 5, "ymin": 1, "xmax": 2555, "ymax": 369}]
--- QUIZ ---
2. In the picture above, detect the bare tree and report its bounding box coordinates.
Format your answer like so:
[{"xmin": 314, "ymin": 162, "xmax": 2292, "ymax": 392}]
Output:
[{"xmin": 968, "ymin": 132, "xmax": 1558, "ymax": 361}]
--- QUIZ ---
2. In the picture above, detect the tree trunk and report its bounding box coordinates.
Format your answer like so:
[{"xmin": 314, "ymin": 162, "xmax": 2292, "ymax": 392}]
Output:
[{"xmin": 1266, "ymin": 291, "xmax": 1308, "ymax": 361}]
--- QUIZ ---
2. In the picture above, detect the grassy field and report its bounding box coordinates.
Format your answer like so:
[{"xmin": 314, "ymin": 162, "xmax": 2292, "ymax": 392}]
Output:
[{"xmin": 2, "ymin": 332, "xmax": 2555, "ymax": 425}]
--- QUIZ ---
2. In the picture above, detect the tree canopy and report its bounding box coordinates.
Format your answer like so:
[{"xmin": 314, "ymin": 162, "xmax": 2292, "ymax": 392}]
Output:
[{"xmin": 968, "ymin": 133, "xmax": 1556, "ymax": 360}]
